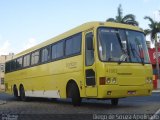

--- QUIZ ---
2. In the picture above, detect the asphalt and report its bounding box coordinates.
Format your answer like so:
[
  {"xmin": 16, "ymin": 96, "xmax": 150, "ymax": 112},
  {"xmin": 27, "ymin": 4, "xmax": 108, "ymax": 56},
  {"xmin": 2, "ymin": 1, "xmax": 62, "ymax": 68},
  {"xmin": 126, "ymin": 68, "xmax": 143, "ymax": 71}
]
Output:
[
  {"xmin": 0, "ymin": 100, "xmax": 6, "ymax": 105},
  {"xmin": 0, "ymin": 92, "xmax": 160, "ymax": 120}
]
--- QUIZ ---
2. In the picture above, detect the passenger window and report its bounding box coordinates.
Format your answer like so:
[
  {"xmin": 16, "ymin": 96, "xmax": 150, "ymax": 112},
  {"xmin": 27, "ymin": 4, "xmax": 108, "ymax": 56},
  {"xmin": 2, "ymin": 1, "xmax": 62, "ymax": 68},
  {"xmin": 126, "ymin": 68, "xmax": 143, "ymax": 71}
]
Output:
[
  {"xmin": 41, "ymin": 47, "xmax": 50, "ymax": 63},
  {"xmin": 52, "ymin": 41, "xmax": 64, "ymax": 60},
  {"xmin": 23, "ymin": 54, "xmax": 30, "ymax": 67},
  {"xmin": 5, "ymin": 62, "xmax": 10, "ymax": 73},
  {"xmin": 11, "ymin": 60, "xmax": 16, "ymax": 71},
  {"xmin": 16, "ymin": 57, "xmax": 23, "ymax": 69},
  {"xmin": 65, "ymin": 33, "xmax": 82, "ymax": 56},
  {"xmin": 52, "ymin": 44, "xmax": 56, "ymax": 60},
  {"xmin": 56, "ymin": 42, "xmax": 64, "ymax": 58},
  {"xmin": 31, "ymin": 51, "xmax": 40, "ymax": 65}
]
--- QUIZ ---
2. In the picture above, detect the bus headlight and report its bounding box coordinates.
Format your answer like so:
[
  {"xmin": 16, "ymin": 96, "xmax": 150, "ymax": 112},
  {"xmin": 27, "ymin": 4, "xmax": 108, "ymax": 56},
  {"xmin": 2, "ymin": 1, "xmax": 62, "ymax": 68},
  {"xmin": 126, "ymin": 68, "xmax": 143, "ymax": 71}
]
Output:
[
  {"xmin": 146, "ymin": 77, "xmax": 152, "ymax": 84},
  {"xmin": 99, "ymin": 77, "xmax": 117, "ymax": 85},
  {"xmin": 106, "ymin": 77, "xmax": 117, "ymax": 84},
  {"xmin": 149, "ymin": 77, "xmax": 153, "ymax": 84},
  {"xmin": 111, "ymin": 78, "xmax": 117, "ymax": 84},
  {"xmin": 106, "ymin": 78, "xmax": 111, "ymax": 84}
]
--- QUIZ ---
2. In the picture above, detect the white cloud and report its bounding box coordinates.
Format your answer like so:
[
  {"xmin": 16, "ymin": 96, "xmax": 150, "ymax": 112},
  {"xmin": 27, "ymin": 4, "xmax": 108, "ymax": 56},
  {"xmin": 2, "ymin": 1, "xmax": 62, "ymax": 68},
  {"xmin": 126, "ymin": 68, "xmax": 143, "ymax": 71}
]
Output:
[
  {"xmin": 0, "ymin": 38, "xmax": 38, "ymax": 55},
  {"xmin": 23, "ymin": 38, "xmax": 37, "ymax": 50},
  {"xmin": 0, "ymin": 40, "xmax": 12, "ymax": 55}
]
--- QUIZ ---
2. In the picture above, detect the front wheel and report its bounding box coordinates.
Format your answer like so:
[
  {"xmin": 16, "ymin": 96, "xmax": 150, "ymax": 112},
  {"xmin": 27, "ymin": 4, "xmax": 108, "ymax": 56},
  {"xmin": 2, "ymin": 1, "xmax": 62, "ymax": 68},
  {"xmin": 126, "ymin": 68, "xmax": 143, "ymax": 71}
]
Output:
[
  {"xmin": 111, "ymin": 98, "xmax": 119, "ymax": 106},
  {"xmin": 68, "ymin": 83, "xmax": 82, "ymax": 106}
]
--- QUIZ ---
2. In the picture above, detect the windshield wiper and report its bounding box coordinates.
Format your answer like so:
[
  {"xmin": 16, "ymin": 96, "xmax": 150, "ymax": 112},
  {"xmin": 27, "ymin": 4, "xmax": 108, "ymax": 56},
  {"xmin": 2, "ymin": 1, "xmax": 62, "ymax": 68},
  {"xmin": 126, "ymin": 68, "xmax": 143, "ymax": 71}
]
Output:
[{"xmin": 116, "ymin": 32, "xmax": 128, "ymax": 64}]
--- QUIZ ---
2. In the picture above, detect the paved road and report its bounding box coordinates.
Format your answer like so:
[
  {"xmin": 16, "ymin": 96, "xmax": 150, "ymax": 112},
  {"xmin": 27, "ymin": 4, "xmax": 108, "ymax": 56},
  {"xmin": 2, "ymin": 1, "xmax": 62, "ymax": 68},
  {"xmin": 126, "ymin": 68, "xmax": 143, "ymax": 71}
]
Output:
[{"xmin": 0, "ymin": 92, "xmax": 160, "ymax": 120}]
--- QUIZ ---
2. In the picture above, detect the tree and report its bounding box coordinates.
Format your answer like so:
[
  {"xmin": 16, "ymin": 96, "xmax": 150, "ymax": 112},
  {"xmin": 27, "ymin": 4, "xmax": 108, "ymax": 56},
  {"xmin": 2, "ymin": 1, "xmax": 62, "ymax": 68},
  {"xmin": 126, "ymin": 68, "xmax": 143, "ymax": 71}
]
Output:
[
  {"xmin": 106, "ymin": 4, "xmax": 139, "ymax": 26},
  {"xmin": 144, "ymin": 16, "xmax": 160, "ymax": 40},
  {"xmin": 144, "ymin": 16, "xmax": 160, "ymax": 81}
]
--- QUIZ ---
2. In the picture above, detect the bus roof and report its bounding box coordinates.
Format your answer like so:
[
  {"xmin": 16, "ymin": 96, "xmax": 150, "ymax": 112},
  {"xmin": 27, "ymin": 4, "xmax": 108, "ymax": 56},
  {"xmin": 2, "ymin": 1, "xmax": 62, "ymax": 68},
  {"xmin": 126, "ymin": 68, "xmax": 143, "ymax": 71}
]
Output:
[{"xmin": 14, "ymin": 21, "xmax": 142, "ymax": 58}]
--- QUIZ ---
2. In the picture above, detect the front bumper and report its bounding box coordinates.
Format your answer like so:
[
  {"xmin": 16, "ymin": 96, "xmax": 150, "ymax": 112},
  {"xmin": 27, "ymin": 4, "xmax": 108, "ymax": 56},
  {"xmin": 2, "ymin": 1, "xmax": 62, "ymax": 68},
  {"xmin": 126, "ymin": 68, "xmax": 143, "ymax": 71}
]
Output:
[{"xmin": 98, "ymin": 84, "xmax": 152, "ymax": 98}]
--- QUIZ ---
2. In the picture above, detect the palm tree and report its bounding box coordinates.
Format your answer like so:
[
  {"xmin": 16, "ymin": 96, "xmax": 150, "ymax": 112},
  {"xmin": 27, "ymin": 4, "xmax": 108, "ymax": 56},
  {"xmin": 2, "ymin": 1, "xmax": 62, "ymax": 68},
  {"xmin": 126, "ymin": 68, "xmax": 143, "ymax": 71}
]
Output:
[
  {"xmin": 144, "ymin": 16, "xmax": 160, "ymax": 39},
  {"xmin": 144, "ymin": 16, "xmax": 160, "ymax": 81},
  {"xmin": 106, "ymin": 4, "xmax": 139, "ymax": 26}
]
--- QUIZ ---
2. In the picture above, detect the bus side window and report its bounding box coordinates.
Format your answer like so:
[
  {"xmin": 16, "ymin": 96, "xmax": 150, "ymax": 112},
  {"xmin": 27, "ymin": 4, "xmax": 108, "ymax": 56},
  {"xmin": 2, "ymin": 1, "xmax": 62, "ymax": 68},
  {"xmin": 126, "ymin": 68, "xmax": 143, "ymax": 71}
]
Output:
[
  {"xmin": 16, "ymin": 57, "xmax": 23, "ymax": 69},
  {"xmin": 11, "ymin": 60, "xmax": 16, "ymax": 71},
  {"xmin": 51, "ymin": 41, "xmax": 64, "ymax": 60},
  {"xmin": 31, "ymin": 51, "xmax": 40, "ymax": 65},
  {"xmin": 41, "ymin": 47, "xmax": 50, "ymax": 63},
  {"xmin": 5, "ymin": 62, "xmax": 10, "ymax": 73},
  {"xmin": 85, "ymin": 32, "xmax": 94, "ymax": 66},
  {"xmin": 65, "ymin": 33, "xmax": 82, "ymax": 56},
  {"xmin": 23, "ymin": 54, "xmax": 30, "ymax": 67}
]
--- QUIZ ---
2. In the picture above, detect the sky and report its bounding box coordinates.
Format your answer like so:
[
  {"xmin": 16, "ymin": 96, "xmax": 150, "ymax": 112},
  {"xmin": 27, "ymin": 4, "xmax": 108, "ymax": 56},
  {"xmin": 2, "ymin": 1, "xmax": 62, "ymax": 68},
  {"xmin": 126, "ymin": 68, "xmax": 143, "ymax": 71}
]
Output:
[{"xmin": 0, "ymin": 0, "xmax": 160, "ymax": 55}]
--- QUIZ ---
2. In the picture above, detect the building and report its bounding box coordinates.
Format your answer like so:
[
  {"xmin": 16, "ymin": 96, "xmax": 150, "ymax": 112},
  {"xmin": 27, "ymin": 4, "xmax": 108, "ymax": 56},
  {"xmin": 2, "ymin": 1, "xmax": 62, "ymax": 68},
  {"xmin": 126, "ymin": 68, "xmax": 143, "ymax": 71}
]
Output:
[
  {"xmin": 148, "ymin": 48, "xmax": 160, "ymax": 89},
  {"xmin": 0, "ymin": 53, "xmax": 14, "ymax": 90}
]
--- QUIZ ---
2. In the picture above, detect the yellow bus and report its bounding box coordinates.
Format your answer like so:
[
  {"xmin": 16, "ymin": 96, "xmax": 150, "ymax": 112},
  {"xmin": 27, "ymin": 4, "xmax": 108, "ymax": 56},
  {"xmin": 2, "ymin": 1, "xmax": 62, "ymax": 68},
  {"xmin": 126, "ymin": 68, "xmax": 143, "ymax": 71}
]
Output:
[{"xmin": 5, "ymin": 22, "xmax": 153, "ymax": 106}]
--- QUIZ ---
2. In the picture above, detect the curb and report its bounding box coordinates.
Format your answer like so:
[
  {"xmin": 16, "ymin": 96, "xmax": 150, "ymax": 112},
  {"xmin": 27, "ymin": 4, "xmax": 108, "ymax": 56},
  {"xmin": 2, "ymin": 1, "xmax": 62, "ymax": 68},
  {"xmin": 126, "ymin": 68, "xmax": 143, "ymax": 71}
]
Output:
[{"xmin": 152, "ymin": 90, "xmax": 160, "ymax": 93}]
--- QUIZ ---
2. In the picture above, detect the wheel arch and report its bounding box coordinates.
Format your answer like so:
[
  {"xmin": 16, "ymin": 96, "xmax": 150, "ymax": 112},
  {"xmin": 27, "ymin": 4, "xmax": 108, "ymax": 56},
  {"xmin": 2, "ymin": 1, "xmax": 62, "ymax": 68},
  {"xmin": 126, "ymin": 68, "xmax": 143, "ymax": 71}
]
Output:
[
  {"xmin": 13, "ymin": 84, "xmax": 17, "ymax": 90},
  {"xmin": 19, "ymin": 84, "xmax": 24, "ymax": 91},
  {"xmin": 66, "ymin": 79, "xmax": 80, "ymax": 98}
]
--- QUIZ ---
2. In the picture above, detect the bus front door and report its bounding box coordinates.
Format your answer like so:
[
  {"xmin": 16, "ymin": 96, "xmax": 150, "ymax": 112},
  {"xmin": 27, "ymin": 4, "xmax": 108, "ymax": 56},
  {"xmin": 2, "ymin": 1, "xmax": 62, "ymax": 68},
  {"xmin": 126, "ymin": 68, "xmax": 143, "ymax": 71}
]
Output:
[{"xmin": 84, "ymin": 30, "xmax": 97, "ymax": 97}]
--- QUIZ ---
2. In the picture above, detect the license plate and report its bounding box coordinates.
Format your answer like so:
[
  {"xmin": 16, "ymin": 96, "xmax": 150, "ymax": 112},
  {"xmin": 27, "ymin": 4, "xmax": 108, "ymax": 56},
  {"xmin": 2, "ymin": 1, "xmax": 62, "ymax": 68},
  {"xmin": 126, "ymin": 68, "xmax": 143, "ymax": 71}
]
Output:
[{"xmin": 128, "ymin": 91, "xmax": 136, "ymax": 95}]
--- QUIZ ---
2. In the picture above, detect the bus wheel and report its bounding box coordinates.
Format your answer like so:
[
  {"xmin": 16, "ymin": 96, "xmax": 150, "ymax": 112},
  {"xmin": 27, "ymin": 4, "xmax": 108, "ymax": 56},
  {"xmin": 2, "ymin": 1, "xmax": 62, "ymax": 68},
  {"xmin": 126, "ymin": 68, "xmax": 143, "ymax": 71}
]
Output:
[
  {"xmin": 13, "ymin": 85, "xmax": 18, "ymax": 98},
  {"xmin": 111, "ymin": 98, "xmax": 119, "ymax": 106},
  {"xmin": 20, "ymin": 86, "xmax": 26, "ymax": 101},
  {"xmin": 69, "ymin": 83, "xmax": 82, "ymax": 106}
]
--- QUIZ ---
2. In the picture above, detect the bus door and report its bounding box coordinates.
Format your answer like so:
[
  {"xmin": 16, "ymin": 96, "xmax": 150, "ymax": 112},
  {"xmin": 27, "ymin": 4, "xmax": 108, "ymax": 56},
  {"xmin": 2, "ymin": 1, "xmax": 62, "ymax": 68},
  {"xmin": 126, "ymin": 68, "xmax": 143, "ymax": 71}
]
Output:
[{"xmin": 84, "ymin": 30, "xmax": 97, "ymax": 97}]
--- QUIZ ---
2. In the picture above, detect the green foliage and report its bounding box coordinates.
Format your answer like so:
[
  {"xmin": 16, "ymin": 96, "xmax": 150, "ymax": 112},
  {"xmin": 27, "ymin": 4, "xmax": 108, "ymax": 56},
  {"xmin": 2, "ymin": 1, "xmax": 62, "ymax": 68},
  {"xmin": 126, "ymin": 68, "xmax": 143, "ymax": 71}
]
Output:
[
  {"xmin": 144, "ymin": 16, "xmax": 160, "ymax": 41},
  {"xmin": 106, "ymin": 4, "xmax": 139, "ymax": 26}
]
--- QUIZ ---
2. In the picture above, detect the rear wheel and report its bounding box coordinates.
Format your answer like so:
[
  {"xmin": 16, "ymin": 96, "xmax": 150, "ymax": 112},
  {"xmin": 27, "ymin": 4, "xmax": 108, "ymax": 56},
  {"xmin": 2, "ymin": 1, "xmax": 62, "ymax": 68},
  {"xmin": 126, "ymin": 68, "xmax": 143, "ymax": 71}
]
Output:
[
  {"xmin": 13, "ymin": 85, "xmax": 18, "ymax": 98},
  {"xmin": 20, "ymin": 86, "xmax": 27, "ymax": 101},
  {"xmin": 68, "ymin": 82, "xmax": 81, "ymax": 106},
  {"xmin": 111, "ymin": 98, "xmax": 119, "ymax": 106}
]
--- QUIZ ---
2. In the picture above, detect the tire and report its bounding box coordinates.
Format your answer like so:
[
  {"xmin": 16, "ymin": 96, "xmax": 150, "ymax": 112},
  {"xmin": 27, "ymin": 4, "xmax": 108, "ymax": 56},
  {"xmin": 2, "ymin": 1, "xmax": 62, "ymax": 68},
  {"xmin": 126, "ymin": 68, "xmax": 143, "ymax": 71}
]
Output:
[
  {"xmin": 68, "ymin": 83, "xmax": 82, "ymax": 106},
  {"xmin": 111, "ymin": 98, "xmax": 119, "ymax": 106},
  {"xmin": 13, "ymin": 86, "xmax": 18, "ymax": 98},
  {"xmin": 20, "ymin": 86, "xmax": 26, "ymax": 101}
]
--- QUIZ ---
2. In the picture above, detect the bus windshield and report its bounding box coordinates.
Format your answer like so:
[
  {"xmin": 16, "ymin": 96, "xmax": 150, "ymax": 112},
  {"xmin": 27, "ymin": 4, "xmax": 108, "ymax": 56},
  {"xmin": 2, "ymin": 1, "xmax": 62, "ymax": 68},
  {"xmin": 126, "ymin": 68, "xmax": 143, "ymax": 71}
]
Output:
[{"xmin": 98, "ymin": 28, "xmax": 150, "ymax": 64}]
